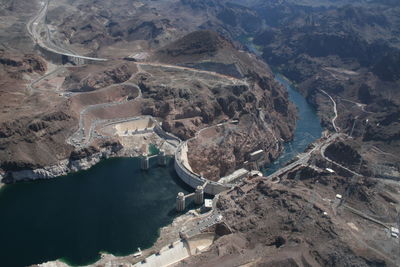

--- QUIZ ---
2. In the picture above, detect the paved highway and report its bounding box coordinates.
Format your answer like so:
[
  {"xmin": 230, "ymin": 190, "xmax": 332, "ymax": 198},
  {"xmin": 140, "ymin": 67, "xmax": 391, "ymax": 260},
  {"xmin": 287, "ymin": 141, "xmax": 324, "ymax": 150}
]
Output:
[
  {"xmin": 27, "ymin": 0, "xmax": 107, "ymax": 62},
  {"xmin": 137, "ymin": 62, "xmax": 248, "ymax": 87},
  {"xmin": 26, "ymin": 0, "xmax": 364, "ymax": 188},
  {"xmin": 320, "ymin": 139, "xmax": 363, "ymax": 177},
  {"xmin": 27, "ymin": 66, "xmax": 65, "ymax": 93}
]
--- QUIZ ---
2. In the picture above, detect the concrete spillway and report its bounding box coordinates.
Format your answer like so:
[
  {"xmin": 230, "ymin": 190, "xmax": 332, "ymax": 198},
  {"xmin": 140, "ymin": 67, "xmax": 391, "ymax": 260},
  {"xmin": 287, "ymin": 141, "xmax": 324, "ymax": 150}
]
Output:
[{"xmin": 133, "ymin": 240, "xmax": 190, "ymax": 267}]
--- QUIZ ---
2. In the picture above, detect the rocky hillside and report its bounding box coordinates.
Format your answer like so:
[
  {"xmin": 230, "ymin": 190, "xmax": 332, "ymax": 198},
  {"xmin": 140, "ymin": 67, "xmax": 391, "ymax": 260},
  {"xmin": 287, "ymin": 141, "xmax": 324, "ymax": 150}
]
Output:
[
  {"xmin": 180, "ymin": 177, "xmax": 397, "ymax": 266},
  {"xmin": 245, "ymin": 0, "xmax": 400, "ymax": 167},
  {"xmin": 43, "ymin": 0, "xmax": 262, "ymax": 57},
  {"xmin": 148, "ymin": 31, "xmax": 296, "ymax": 178},
  {"xmin": 0, "ymin": 50, "xmax": 79, "ymax": 173}
]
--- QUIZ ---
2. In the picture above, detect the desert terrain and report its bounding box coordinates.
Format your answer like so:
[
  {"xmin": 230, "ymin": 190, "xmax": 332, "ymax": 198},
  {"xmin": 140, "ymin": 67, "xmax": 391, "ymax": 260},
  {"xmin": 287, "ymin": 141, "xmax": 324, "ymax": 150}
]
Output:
[{"xmin": 0, "ymin": 0, "xmax": 399, "ymax": 266}]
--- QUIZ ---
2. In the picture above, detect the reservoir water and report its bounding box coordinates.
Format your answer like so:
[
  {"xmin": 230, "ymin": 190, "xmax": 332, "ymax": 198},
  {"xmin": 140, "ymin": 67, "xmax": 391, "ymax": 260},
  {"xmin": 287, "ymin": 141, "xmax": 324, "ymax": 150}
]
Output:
[
  {"xmin": 0, "ymin": 47, "xmax": 322, "ymax": 267},
  {"xmin": 0, "ymin": 158, "xmax": 189, "ymax": 267}
]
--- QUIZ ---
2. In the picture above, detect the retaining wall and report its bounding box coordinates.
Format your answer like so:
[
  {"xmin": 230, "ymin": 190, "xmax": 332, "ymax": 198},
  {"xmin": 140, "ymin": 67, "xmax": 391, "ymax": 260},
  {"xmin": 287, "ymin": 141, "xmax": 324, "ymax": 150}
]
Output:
[{"xmin": 154, "ymin": 124, "xmax": 181, "ymax": 147}]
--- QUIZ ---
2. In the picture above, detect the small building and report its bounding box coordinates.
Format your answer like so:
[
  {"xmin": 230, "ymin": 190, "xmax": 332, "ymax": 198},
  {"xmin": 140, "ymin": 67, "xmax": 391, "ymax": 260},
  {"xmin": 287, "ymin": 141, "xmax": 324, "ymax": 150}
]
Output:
[
  {"xmin": 249, "ymin": 150, "xmax": 264, "ymax": 161},
  {"xmin": 326, "ymin": 168, "xmax": 335, "ymax": 173},
  {"xmin": 203, "ymin": 199, "xmax": 213, "ymax": 211},
  {"xmin": 336, "ymin": 194, "xmax": 343, "ymax": 199},
  {"xmin": 133, "ymin": 247, "xmax": 142, "ymax": 257},
  {"xmin": 391, "ymin": 227, "xmax": 399, "ymax": 238},
  {"xmin": 249, "ymin": 170, "xmax": 263, "ymax": 177}
]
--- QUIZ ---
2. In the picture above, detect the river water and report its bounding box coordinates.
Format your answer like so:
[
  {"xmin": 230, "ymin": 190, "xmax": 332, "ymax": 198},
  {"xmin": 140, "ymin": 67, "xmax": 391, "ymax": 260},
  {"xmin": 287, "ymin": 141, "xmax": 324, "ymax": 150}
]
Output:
[
  {"xmin": 263, "ymin": 74, "xmax": 323, "ymax": 175},
  {"xmin": 0, "ymin": 47, "xmax": 322, "ymax": 267},
  {"xmin": 240, "ymin": 36, "xmax": 323, "ymax": 175}
]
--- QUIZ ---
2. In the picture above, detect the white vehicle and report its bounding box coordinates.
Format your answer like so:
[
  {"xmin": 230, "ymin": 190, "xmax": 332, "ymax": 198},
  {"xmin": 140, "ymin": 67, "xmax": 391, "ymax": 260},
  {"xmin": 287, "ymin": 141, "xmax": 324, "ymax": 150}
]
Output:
[{"xmin": 133, "ymin": 247, "xmax": 142, "ymax": 257}]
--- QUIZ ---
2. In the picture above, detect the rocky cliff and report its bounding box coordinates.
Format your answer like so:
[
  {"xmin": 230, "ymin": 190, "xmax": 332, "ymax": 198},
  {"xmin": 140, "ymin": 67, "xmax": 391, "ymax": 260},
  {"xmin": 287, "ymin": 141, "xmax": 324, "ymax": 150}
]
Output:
[
  {"xmin": 150, "ymin": 31, "xmax": 296, "ymax": 179},
  {"xmin": 180, "ymin": 177, "xmax": 393, "ymax": 266},
  {"xmin": 249, "ymin": 0, "xmax": 400, "ymax": 165}
]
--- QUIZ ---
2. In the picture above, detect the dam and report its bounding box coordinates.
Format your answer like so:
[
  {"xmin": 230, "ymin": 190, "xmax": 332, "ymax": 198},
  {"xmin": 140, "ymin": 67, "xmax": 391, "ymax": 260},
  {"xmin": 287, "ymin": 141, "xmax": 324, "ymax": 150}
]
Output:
[{"xmin": 0, "ymin": 73, "xmax": 322, "ymax": 267}]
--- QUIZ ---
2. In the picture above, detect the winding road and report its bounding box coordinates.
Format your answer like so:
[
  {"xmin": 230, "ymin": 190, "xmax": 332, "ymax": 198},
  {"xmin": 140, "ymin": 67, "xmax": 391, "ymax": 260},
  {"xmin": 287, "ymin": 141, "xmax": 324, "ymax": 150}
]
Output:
[
  {"xmin": 27, "ymin": 0, "xmax": 107, "ymax": 62},
  {"xmin": 339, "ymin": 97, "xmax": 375, "ymax": 114},
  {"xmin": 26, "ymin": 0, "xmax": 372, "ymax": 184},
  {"xmin": 65, "ymin": 61, "xmax": 247, "ymax": 148},
  {"xmin": 25, "ymin": 1, "xmax": 257, "ymax": 150},
  {"xmin": 66, "ymin": 82, "xmax": 142, "ymax": 147},
  {"xmin": 320, "ymin": 89, "xmax": 340, "ymax": 133},
  {"xmin": 136, "ymin": 62, "xmax": 248, "ymax": 87},
  {"xmin": 28, "ymin": 66, "xmax": 66, "ymax": 94}
]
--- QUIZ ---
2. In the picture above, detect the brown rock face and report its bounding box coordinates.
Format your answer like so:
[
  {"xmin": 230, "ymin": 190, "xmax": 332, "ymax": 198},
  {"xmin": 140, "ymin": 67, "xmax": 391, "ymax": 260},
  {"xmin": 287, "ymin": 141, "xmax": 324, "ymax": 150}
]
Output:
[
  {"xmin": 143, "ymin": 31, "xmax": 296, "ymax": 179},
  {"xmin": 187, "ymin": 113, "xmax": 293, "ymax": 180},
  {"xmin": 63, "ymin": 63, "xmax": 136, "ymax": 92},
  {"xmin": 82, "ymin": 64, "xmax": 133, "ymax": 90},
  {"xmin": 0, "ymin": 51, "xmax": 47, "ymax": 79},
  {"xmin": 181, "ymin": 179, "xmax": 380, "ymax": 267},
  {"xmin": 249, "ymin": 0, "xmax": 400, "ymax": 170},
  {"xmin": 0, "ymin": 108, "xmax": 77, "ymax": 171},
  {"xmin": 157, "ymin": 30, "xmax": 232, "ymax": 57}
]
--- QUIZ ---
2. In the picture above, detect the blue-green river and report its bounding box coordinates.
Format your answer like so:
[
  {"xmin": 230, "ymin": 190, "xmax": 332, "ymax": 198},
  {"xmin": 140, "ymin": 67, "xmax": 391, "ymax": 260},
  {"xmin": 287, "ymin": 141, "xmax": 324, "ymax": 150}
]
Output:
[{"xmin": 263, "ymin": 74, "xmax": 323, "ymax": 175}]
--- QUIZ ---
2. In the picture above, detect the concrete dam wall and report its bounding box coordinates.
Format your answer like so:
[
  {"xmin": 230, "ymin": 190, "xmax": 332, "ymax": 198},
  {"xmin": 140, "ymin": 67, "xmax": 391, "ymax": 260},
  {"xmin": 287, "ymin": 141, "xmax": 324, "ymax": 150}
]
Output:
[{"xmin": 174, "ymin": 142, "xmax": 230, "ymax": 195}]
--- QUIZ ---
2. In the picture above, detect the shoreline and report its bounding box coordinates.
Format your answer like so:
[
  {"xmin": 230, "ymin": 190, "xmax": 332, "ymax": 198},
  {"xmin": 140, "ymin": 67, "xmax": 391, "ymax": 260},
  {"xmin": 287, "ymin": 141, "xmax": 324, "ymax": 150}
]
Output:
[
  {"xmin": 1, "ymin": 132, "xmax": 176, "ymax": 185},
  {"xmin": 35, "ymin": 211, "xmax": 199, "ymax": 267},
  {"xmin": 4, "ymin": 71, "xmax": 302, "ymax": 267}
]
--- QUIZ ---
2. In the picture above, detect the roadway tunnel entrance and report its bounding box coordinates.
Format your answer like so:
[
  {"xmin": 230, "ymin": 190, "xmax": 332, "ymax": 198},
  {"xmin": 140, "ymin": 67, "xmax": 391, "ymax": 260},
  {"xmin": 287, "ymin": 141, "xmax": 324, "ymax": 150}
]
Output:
[{"xmin": 61, "ymin": 55, "xmax": 68, "ymax": 65}]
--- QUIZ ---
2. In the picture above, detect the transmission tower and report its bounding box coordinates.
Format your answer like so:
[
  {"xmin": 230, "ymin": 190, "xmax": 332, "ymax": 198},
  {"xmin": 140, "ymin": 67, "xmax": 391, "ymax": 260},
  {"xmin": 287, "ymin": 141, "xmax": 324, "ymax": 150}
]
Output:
[
  {"xmin": 349, "ymin": 116, "xmax": 358, "ymax": 137},
  {"xmin": 298, "ymin": 190, "xmax": 318, "ymax": 223},
  {"xmin": 340, "ymin": 175, "xmax": 358, "ymax": 208},
  {"xmin": 397, "ymin": 212, "xmax": 400, "ymax": 265}
]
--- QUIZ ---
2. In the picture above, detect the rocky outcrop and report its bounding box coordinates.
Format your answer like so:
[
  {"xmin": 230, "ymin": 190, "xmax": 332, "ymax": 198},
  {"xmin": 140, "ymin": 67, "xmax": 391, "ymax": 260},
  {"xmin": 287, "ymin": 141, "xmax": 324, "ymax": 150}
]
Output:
[
  {"xmin": 157, "ymin": 30, "xmax": 232, "ymax": 57},
  {"xmin": 372, "ymin": 51, "xmax": 400, "ymax": 82},
  {"xmin": 0, "ymin": 51, "xmax": 47, "ymax": 79},
  {"xmin": 182, "ymin": 179, "xmax": 375, "ymax": 266},
  {"xmin": 0, "ymin": 108, "xmax": 77, "ymax": 172},
  {"xmin": 63, "ymin": 63, "xmax": 136, "ymax": 92},
  {"xmin": 127, "ymin": 21, "xmax": 166, "ymax": 41},
  {"xmin": 146, "ymin": 31, "xmax": 297, "ymax": 178},
  {"xmin": 187, "ymin": 113, "xmax": 291, "ymax": 180},
  {"xmin": 82, "ymin": 64, "xmax": 133, "ymax": 90},
  {"xmin": 325, "ymin": 142, "xmax": 362, "ymax": 167},
  {"xmin": 246, "ymin": 0, "xmax": 400, "ymax": 171}
]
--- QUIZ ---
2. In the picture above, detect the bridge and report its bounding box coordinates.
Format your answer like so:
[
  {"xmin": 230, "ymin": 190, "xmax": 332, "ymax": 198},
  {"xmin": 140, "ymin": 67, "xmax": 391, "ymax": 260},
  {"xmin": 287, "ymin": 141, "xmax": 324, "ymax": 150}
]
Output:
[
  {"xmin": 265, "ymin": 133, "xmax": 343, "ymax": 180},
  {"xmin": 27, "ymin": 0, "xmax": 108, "ymax": 64}
]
